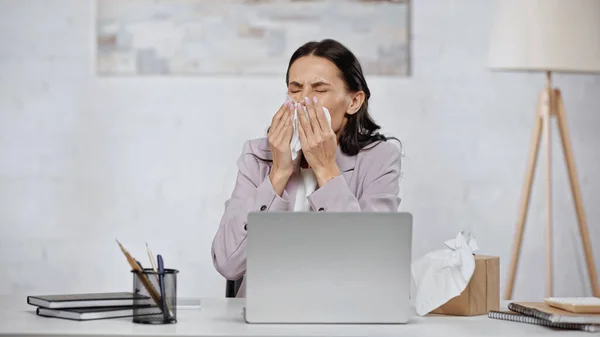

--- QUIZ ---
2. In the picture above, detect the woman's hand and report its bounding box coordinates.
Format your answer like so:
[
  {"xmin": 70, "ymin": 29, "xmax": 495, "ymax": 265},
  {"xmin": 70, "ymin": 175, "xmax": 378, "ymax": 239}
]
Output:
[
  {"xmin": 267, "ymin": 99, "xmax": 295, "ymax": 195},
  {"xmin": 297, "ymin": 97, "xmax": 341, "ymax": 187}
]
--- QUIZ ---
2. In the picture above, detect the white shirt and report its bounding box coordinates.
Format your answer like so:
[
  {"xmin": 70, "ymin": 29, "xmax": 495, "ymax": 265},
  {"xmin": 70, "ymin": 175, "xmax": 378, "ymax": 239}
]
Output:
[{"xmin": 291, "ymin": 160, "xmax": 318, "ymax": 212}]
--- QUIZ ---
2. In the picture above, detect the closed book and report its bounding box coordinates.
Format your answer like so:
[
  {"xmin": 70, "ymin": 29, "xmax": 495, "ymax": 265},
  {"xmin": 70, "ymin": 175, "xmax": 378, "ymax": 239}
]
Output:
[
  {"xmin": 36, "ymin": 305, "xmax": 160, "ymax": 321},
  {"xmin": 27, "ymin": 292, "xmax": 153, "ymax": 309},
  {"xmin": 488, "ymin": 310, "xmax": 600, "ymax": 332},
  {"xmin": 509, "ymin": 302, "xmax": 600, "ymax": 325}
]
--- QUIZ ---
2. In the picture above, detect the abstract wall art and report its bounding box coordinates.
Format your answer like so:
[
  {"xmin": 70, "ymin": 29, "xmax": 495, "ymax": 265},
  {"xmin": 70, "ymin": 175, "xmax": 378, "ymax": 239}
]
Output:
[{"xmin": 96, "ymin": 0, "xmax": 410, "ymax": 76}]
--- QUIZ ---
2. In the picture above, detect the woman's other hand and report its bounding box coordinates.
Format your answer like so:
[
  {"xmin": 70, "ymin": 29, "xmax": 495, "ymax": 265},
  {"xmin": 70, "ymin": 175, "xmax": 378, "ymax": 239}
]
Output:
[
  {"xmin": 297, "ymin": 97, "xmax": 341, "ymax": 187},
  {"xmin": 267, "ymin": 99, "xmax": 295, "ymax": 195}
]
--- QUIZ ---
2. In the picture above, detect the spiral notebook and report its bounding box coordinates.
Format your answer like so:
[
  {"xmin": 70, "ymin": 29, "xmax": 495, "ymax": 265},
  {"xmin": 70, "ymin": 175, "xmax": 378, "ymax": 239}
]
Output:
[
  {"xmin": 508, "ymin": 302, "xmax": 600, "ymax": 324},
  {"xmin": 489, "ymin": 302, "xmax": 600, "ymax": 333},
  {"xmin": 488, "ymin": 310, "xmax": 600, "ymax": 332}
]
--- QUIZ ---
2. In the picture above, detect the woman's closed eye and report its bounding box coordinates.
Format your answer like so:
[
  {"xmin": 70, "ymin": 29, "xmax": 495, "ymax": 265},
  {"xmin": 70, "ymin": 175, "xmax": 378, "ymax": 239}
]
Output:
[{"xmin": 287, "ymin": 90, "xmax": 327, "ymax": 95}]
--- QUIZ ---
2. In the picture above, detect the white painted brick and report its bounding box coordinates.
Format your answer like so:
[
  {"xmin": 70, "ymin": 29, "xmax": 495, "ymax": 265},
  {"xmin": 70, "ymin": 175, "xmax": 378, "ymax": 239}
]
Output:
[{"xmin": 0, "ymin": 0, "xmax": 598, "ymax": 299}]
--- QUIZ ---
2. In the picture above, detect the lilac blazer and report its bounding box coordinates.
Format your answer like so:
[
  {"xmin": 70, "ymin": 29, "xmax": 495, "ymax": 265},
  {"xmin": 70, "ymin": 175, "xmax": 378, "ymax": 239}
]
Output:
[{"xmin": 211, "ymin": 137, "xmax": 402, "ymax": 297}]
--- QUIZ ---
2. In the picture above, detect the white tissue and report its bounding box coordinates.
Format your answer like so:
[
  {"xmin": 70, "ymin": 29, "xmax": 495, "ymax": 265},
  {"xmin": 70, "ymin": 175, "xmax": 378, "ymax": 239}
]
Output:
[
  {"xmin": 411, "ymin": 230, "xmax": 479, "ymax": 316},
  {"xmin": 287, "ymin": 98, "xmax": 332, "ymax": 161}
]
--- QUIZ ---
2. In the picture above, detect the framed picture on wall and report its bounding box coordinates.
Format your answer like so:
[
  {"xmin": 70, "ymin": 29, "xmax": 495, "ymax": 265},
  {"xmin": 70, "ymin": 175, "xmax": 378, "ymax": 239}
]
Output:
[{"xmin": 96, "ymin": 0, "xmax": 411, "ymax": 76}]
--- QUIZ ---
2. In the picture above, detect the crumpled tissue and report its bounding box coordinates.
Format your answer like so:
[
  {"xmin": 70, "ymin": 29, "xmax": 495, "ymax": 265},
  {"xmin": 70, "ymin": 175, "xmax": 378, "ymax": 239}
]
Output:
[
  {"xmin": 286, "ymin": 95, "xmax": 332, "ymax": 161},
  {"xmin": 411, "ymin": 230, "xmax": 479, "ymax": 316}
]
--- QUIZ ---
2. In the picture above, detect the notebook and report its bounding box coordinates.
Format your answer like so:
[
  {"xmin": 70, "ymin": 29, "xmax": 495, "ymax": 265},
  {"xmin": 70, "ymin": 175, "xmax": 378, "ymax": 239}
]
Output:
[
  {"xmin": 35, "ymin": 305, "xmax": 160, "ymax": 321},
  {"xmin": 27, "ymin": 292, "xmax": 153, "ymax": 309},
  {"xmin": 488, "ymin": 310, "xmax": 600, "ymax": 333},
  {"xmin": 509, "ymin": 302, "xmax": 600, "ymax": 324}
]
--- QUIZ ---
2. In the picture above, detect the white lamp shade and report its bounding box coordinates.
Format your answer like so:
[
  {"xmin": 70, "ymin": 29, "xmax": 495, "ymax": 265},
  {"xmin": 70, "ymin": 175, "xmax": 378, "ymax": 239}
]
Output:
[{"xmin": 488, "ymin": 0, "xmax": 600, "ymax": 74}]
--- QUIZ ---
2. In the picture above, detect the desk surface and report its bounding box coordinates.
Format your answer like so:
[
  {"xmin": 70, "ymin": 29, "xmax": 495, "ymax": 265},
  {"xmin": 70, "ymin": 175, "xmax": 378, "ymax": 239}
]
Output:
[{"xmin": 0, "ymin": 296, "xmax": 587, "ymax": 337}]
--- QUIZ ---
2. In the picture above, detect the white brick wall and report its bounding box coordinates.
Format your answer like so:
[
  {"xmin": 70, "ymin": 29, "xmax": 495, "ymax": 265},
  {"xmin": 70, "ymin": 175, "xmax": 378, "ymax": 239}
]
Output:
[{"xmin": 0, "ymin": 0, "xmax": 598, "ymax": 299}]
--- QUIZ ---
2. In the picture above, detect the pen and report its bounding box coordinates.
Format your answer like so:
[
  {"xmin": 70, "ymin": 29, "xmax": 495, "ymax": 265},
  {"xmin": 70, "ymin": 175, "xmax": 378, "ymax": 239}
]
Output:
[
  {"xmin": 156, "ymin": 254, "xmax": 169, "ymax": 321},
  {"xmin": 157, "ymin": 254, "xmax": 171, "ymax": 321},
  {"xmin": 156, "ymin": 254, "xmax": 173, "ymax": 319}
]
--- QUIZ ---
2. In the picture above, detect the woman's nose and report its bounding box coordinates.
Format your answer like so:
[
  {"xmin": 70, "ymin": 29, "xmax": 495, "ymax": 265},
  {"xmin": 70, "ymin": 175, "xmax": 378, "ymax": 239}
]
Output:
[{"xmin": 299, "ymin": 88, "xmax": 312, "ymax": 100}]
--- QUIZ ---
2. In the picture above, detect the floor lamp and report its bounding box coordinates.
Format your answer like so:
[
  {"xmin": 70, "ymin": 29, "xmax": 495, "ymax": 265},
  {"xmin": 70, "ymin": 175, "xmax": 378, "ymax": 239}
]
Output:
[{"xmin": 487, "ymin": 0, "xmax": 600, "ymax": 300}]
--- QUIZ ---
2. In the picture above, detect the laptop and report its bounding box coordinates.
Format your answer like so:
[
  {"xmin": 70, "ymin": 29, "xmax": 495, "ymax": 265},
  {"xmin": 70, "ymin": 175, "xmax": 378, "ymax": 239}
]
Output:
[{"xmin": 244, "ymin": 212, "xmax": 413, "ymax": 324}]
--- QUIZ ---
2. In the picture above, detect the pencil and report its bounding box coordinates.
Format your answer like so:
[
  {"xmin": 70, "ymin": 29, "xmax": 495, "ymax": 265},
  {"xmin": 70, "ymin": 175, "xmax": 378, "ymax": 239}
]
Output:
[
  {"xmin": 146, "ymin": 242, "xmax": 159, "ymax": 275},
  {"xmin": 116, "ymin": 239, "xmax": 164, "ymax": 311}
]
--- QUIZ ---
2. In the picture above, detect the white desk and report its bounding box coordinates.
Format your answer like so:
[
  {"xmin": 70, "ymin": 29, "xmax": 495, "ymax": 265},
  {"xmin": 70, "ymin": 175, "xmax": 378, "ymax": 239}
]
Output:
[{"xmin": 0, "ymin": 296, "xmax": 585, "ymax": 336}]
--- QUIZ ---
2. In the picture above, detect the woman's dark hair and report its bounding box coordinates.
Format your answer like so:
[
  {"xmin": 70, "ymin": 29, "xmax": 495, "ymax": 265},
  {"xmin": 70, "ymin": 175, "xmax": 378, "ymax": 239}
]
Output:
[{"xmin": 286, "ymin": 39, "xmax": 399, "ymax": 156}]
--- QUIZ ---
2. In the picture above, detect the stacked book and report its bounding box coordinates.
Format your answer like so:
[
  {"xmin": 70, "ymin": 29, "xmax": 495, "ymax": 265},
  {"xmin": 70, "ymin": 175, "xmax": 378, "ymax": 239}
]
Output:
[
  {"xmin": 488, "ymin": 297, "xmax": 600, "ymax": 332},
  {"xmin": 26, "ymin": 292, "xmax": 157, "ymax": 321}
]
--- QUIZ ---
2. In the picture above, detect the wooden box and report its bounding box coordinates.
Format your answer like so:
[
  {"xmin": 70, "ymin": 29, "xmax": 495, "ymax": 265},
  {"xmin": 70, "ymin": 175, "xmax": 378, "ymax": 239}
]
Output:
[{"xmin": 431, "ymin": 255, "xmax": 500, "ymax": 316}]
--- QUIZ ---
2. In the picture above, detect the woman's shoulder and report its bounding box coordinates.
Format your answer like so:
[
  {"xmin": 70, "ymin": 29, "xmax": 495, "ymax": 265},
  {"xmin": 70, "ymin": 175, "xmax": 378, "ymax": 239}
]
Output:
[
  {"xmin": 235, "ymin": 137, "xmax": 273, "ymax": 171},
  {"xmin": 240, "ymin": 137, "xmax": 271, "ymax": 158},
  {"xmin": 355, "ymin": 139, "xmax": 402, "ymax": 165},
  {"xmin": 350, "ymin": 139, "xmax": 402, "ymax": 184},
  {"xmin": 231, "ymin": 137, "xmax": 272, "ymax": 182}
]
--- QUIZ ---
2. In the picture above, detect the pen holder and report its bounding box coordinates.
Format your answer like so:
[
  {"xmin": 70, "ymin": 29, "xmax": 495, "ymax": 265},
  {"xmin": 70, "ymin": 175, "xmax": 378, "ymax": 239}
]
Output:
[{"xmin": 131, "ymin": 268, "xmax": 179, "ymax": 324}]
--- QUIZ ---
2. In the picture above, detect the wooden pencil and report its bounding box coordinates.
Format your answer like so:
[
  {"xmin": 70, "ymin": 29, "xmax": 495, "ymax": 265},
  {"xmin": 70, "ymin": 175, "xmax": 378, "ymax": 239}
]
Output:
[
  {"xmin": 145, "ymin": 242, "xmax": 159, "ymax": 279},
  {"xmin": 116, "ymin": 239, "xmax": 164, "ymax": 311}
]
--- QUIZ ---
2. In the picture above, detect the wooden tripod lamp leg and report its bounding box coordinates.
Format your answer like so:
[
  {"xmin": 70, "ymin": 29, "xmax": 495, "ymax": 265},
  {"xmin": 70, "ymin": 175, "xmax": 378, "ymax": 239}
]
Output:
[
  {"xmin": 554, "ymin": 89, "xmax": 600, "ymax": 297},
  {"xmin": 504, "ymin": 91, "xmax": 545, "ymax": 300},
  {"xmin": 543, "ymin": 88, "xmax": 553, "ymax": 298}
]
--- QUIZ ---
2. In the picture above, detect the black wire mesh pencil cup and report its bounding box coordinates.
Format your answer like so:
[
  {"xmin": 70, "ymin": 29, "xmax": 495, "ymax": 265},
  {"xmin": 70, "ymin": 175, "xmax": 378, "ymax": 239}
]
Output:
[{"xmin": 131, "ymin": 268, "xmax": 179, "ymax": 324}]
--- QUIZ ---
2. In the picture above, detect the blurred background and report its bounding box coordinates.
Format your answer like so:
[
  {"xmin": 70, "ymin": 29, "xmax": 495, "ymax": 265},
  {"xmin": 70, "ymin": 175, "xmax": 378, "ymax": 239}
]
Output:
[{"xmin": 0, "ymin": 0, "xmax": 598, "ymax": 300}]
